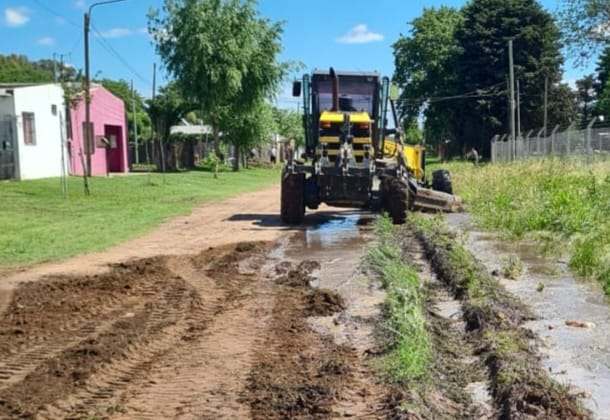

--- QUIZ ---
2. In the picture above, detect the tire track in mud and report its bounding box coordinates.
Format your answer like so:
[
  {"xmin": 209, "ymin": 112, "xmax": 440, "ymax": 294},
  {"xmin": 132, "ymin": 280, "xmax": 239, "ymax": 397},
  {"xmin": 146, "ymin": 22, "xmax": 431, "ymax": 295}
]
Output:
[
  {"xmin": 111, "ymin": 251, "xmax": 275, "ymax": 419},
  {"xmin": 0, "ymin": 244, "xmax": 269, "ymax": 419},
  {"xmin": 403, "ymin": 236, "xmax": 494, "ymax": 419}
]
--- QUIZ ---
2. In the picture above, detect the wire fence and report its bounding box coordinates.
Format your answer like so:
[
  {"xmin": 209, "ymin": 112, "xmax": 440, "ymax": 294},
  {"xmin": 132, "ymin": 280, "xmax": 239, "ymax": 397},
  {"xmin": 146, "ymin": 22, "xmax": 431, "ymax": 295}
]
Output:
[{"xmin": 491, "ymin": 119, "xmax": 610, "ymax": 163}]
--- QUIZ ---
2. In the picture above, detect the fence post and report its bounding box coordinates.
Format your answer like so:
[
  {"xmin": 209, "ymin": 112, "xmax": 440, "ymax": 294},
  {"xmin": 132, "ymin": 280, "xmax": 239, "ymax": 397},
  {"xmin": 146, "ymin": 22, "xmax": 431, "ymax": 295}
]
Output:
[
  {"xmin": 491, "ymin": 135, "xmax": 499, "ymax": 163},
  {"xmin": 586, "ymin": 117, "xmax": 598, "ymax": 163},
  {"xmin": 550, "ymin": 125, "xmax": 560, "ymax": 157},
  {"xmin": 536, "ymin": 128, "xmax": 545, "ymax": 158},
  {"xmin": 566, "ymin": 122, "xmax": 575, "ymax": 156}
]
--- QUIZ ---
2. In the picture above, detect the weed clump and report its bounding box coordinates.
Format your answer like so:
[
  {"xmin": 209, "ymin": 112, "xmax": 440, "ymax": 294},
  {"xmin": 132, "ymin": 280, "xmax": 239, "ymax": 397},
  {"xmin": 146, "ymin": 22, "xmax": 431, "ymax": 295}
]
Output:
[
  {"xmin": 440, "ymin": 160, "xmax": 610, "ymax": 294},
  {"xmin": 368, "ymin": 216, "xmax": 431, "ymax": 383}
]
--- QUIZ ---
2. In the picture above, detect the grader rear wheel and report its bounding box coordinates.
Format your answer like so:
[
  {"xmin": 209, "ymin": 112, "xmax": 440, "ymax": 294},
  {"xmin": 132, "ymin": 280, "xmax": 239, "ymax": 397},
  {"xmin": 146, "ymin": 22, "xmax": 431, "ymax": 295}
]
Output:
[
  {"xmin": 281, "ymin": 171, "xmax": 305, "ymax": 225},
  {"xmin": 382, "ymin": 177, "xmax": 409, "ymax": 225}
]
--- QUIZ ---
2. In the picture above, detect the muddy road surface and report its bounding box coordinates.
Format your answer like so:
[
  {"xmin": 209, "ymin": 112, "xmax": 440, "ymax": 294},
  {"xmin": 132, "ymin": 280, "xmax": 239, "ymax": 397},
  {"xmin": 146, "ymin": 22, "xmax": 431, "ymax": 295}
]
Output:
[
  {"xmin": 0, "ymin": 194, "xmax": 397, "ymax": 419},
  {"xmin": 1, "ymin": 186, "xmax": 605, "ymax": 419}
]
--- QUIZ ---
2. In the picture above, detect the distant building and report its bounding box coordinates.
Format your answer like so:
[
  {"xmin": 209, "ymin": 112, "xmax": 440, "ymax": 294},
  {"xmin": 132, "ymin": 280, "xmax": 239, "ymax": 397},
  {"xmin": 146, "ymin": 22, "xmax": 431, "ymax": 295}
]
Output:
[
  {"xmin": 0, "ymin": 83, "xmax": 68, "ymax": 180},
  {"xmin": 68, "ymin": 85, "xmax": 128, "ymax": 176}
]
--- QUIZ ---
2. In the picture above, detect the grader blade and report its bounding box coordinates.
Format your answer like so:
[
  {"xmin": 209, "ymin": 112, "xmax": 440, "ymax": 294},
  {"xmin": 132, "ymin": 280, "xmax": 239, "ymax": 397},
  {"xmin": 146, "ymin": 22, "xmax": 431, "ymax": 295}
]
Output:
[{"xmin": 413, "ymin": 187, "xmax": 464, "ymax": 213}]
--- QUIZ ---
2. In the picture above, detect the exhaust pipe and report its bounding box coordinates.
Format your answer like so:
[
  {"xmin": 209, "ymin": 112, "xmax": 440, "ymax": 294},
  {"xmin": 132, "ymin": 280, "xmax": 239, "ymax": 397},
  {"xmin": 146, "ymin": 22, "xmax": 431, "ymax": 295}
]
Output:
[{"xmin": 330, "ymin": 67, "xmax": 339, "ymax": 112}]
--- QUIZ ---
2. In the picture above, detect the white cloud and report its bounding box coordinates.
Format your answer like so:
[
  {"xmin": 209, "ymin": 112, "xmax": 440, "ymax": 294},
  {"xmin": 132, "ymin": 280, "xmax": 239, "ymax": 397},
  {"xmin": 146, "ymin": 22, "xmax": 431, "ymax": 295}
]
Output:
[
  {"xmin": 4, "ymin": 7, "xmax": 30, "ymax": 27},
  {"xmin": 336, "ymin": 24, "xmax": 383, "ymax": 44},
  {"xmin": 99, "ymin": 27, "xmax": 133, "ymax": 38},
  {"xmin": 37, "ymin": 36, "xmax": 55, "ymax": 46},
  {"xmin": 74, "ymin": 0, "xmax": 86, "ymax": 9}
]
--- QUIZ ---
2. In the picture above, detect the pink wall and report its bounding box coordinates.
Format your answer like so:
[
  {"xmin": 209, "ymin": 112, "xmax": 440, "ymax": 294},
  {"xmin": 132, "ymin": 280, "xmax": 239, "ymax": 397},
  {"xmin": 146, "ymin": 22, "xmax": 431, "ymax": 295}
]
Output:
[{"xmin": 69, "ymin": 86, "xmax": 128, "ymax": 176}]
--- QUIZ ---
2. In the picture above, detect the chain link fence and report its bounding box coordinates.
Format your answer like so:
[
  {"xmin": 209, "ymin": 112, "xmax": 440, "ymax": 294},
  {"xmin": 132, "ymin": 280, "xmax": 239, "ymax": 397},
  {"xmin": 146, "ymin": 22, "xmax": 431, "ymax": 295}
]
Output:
[{"xmin": 491, "ymin": 119, "xmax": 610, "ymax": 163}]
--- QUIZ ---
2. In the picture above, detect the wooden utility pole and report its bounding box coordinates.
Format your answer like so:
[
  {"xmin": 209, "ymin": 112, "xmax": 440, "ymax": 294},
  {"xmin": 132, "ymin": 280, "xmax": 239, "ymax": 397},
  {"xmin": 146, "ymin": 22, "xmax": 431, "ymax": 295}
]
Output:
[
  {"xmin": 508, "ymin": 39, "xmax": 516, "ymax": 158},
  {"xmin": 543, "ymin": 76, "xmax": 549, "ymax": 137},
  {"xmin": 517, "ymin": 79, "xmax": 521, "ymax": 139},
  {"xmin": 83, "ymin": 1, "xmax": 128, "ymax": 179},
  {"xmin": 83, "ymin": 11, "xmax": 92, "ymax": 177},
  {"xmin": 131, "ymin": 80, "xmax": 139, "ymax": 164}
]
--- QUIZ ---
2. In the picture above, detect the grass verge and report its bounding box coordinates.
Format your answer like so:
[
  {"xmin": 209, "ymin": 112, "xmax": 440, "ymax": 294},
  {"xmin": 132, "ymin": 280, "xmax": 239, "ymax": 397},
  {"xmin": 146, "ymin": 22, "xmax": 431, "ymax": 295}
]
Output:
[
  {"xmin": 367, "ymin": 216, "xmax": 431, "ymax": 383},
  {"xmin": 0, "ymin": 168, "xmax": 279, "ymax": 268},
  {"xmin": 436, "ymin": 159, "xmax": 610, "ymax": 293},
  {"xmin": 412, "ymin": 214, "xmax": 588, "ymax": 418}
]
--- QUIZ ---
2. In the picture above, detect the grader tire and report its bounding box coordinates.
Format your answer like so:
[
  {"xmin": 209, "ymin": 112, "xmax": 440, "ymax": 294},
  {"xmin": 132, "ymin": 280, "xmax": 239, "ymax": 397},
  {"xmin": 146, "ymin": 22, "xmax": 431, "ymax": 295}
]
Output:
[
  {"xmin": 432, "ymin": 169, "xmax": 453, "ymax": 195},
  {"xmin": 382, "ymin": 177, "xmax": 409, "ymax": 225},
  {"xmin": 281, "ymin": 171, "xmax": 305, "ymax": 225}
]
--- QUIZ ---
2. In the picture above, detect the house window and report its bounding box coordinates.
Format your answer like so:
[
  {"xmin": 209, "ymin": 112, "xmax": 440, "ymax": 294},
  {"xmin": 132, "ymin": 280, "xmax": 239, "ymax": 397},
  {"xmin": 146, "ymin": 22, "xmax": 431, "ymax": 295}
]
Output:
[
  {"xmin": 51, "ymin": 104, "xmax": 58, "ymax": 116},
  {"xmin": 22, "ymin": 112, "xmax": 36, "ymax": 146}
]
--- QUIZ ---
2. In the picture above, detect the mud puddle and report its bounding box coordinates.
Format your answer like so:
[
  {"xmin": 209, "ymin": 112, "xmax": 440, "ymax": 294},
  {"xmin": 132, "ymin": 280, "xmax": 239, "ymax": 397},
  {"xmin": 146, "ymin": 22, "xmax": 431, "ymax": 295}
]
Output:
[
  {"xmin": 262, "ymin": 211, "xmax": 393, "ymax": 417},
  {"xmin": 447, "ymin": 213, "xmax": 610, "ymax": 418}
]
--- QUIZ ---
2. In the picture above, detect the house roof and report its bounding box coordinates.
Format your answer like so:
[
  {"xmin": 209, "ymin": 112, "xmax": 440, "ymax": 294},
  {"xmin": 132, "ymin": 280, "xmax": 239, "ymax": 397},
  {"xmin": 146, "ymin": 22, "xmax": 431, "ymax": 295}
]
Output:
[{"xmin": 170, "ymin": 125, "xmax": 213, "ymax": 136}]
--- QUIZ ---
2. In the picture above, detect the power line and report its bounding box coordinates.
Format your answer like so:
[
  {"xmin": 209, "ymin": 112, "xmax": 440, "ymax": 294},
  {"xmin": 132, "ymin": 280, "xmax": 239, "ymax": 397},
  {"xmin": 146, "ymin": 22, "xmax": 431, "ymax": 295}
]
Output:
[
  {"xmin": 29, "ymin": 0, "xmax": 81, "ymax": 28},
  {"xmin": 90, "ymin": 23, "xmax": 153, "ymax": 87}
]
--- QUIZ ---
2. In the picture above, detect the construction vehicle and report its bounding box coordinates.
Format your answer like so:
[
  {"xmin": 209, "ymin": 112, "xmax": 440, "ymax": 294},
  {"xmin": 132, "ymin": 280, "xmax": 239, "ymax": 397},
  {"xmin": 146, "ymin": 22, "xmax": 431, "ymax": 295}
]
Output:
[{"xmin": 281, "ymin": 68, "xmax": 461, "ymax": 225}]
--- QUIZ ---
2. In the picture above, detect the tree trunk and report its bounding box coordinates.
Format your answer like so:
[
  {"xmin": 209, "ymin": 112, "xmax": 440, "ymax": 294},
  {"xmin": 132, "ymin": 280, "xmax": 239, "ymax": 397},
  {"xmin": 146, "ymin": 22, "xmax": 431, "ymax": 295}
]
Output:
[{"xmin": 232, "ymin": 143, "xmax": 240, "ymax": 171}]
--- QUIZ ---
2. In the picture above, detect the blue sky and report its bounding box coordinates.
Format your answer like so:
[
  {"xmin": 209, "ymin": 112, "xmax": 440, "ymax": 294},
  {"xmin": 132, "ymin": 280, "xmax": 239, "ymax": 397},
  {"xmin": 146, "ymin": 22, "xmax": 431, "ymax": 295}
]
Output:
[{"xmin": 0, "ymin": 0, "xmax": 598, "ymax": 106}]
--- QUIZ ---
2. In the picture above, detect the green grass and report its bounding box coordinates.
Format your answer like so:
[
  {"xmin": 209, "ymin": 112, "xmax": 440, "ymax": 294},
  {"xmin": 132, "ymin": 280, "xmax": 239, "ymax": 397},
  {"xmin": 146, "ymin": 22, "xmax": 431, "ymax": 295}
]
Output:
[
  {"xmin": 435, "ymin": 159, "xmax": 610, "ymax": 294},
  {"xmin": 0, "ymin": 168, "xmax": 279, "ymax": 268},
  {"xmin": 368, "ymin": 216, "xmax": 431, "ymax": 383}
]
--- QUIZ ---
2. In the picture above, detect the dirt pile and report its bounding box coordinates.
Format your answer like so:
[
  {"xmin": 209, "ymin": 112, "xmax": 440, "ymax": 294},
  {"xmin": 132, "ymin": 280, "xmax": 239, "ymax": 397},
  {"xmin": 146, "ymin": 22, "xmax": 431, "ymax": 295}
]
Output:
[{"xmin": 305, "ymin": 288, "xmax": 346, "ymax": 316}]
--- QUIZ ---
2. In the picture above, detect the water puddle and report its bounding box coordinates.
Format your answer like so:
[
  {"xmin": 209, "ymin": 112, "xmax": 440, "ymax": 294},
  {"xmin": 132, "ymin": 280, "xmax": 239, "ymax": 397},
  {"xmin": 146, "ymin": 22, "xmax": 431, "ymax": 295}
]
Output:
[
  {"xmin": 447, "ymin": 213, "xmax": 610, "ymax": 418},
  {"xmin": 277, "ymin": 211, "xmax": 384, "ymax": 349}
]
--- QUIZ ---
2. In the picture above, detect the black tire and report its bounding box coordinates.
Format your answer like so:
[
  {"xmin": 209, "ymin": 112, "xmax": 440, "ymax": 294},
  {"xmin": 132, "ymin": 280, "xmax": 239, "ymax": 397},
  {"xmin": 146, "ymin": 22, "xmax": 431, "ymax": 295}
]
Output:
[
  {"xmin": 432, "ymin": 169, "xmax": 453, "ymax": 195},
  {"xmin": 281, "ymin": 170, "xmax": 305, "ymax": 225},
  {"xmin": 381, "ymin": 176, "xmax": 409, "ymax": 225}
]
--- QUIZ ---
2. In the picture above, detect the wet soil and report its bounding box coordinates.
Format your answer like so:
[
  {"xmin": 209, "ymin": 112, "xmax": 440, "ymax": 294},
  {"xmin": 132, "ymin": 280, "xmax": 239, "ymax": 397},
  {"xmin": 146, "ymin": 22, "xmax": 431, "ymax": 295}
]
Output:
[
  {"xmin": 0, "ymin": 209, "xmax": 397, "ymax": 420},
  {"xmin": 414, "ymin": 218, "xmax": 588, "ymax": 419},
  {"xmin": 397, "ymin": 229, "xmax": 494, "ymax": 419},
  {"xmin": 447, "ymin": 213, "xmax": 610, "ymax": 418}
]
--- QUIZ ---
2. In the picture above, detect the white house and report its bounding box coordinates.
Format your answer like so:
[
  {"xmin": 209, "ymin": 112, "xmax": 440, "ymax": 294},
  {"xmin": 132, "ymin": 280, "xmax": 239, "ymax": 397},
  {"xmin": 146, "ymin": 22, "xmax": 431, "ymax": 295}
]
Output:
[{"xmin": 0, "ymin": 83, "xmax": 68, "ymax": 180}]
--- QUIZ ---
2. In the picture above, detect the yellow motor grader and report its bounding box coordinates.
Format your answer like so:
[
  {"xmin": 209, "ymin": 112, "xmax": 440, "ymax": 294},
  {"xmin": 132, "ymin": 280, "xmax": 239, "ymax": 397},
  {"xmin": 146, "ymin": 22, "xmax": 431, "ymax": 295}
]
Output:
[{"xmin": 281, "ymin": 68, "xmax": 461, "ymax": 224}]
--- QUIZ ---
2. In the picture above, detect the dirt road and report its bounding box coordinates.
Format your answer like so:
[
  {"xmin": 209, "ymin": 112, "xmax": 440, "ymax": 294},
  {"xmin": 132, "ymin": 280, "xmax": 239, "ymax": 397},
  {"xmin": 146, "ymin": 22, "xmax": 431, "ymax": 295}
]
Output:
[{"xmin": 0, "ymin": 187, "xmax": 396, "ymax": 419}]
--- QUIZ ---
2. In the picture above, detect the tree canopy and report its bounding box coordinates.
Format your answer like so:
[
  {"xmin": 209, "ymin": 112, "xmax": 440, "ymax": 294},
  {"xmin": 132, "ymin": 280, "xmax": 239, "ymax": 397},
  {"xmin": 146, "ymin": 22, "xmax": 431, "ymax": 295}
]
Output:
[
  {"xmin": 393, "ymin": 0, "xmax": 567, "ymax": 157},
  {"xmin": 558, "ymin": 0, "xmax": 610, "ymax": 62},
  {"xmin": 149, "ymin": 0, "xmax": 288, "ymax": 170},
  {"xmin": 0, "ymin": 54, "xmax": 79, "ymax": 83}
]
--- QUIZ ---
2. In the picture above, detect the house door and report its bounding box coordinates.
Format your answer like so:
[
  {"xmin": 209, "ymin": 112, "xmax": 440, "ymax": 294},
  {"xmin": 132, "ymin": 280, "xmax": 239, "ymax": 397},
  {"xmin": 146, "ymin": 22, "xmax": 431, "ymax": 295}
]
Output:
[
  {"xmin": 104, "ymin": 125, "xmax": 123, "ymax": 172},
  {"xmin": 0, "ymin": 117, "xmax": 17, "ymax": 180}
]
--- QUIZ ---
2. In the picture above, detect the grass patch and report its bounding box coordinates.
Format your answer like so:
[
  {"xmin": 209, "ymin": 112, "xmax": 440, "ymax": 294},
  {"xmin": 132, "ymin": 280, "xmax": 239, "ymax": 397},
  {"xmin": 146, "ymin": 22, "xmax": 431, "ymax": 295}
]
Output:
[
  {"xmin": 368, "ymin": 216, "xmax": 431, "ymax": 383},
  {"xmin": 436, "ymin": 159, "xmax": 610, "ymax": 294},
  {"xmin": 0, "ymin": 168, "xmax": 279, "ymax": 268}
]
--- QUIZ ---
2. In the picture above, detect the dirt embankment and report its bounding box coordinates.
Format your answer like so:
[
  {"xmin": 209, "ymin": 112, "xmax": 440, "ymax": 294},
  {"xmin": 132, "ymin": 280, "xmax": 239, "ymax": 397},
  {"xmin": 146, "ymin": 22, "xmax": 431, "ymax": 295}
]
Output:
[{"xmin": 412, "ymin": 220, "xmax": 588, "ymax": 419}]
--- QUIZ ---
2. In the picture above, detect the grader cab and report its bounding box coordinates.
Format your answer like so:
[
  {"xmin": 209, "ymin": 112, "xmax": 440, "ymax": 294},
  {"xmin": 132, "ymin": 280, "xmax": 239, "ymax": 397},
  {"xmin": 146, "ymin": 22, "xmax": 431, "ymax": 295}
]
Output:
[{"xmin": 281, "ymin": 68, "xmax": 461, "ymax": 225}]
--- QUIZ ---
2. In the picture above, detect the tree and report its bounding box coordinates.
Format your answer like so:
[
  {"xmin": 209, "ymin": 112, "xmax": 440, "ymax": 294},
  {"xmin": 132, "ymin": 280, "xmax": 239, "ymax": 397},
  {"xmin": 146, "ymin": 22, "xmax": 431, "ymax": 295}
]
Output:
[
  {"xmin": 558, "ymin": 0, "xmax": 610, "ymax": 62},
  {"xmin": 149, "ymin": 0, "xmax": 288, "ymax": 170},
  {"xmin": 392, "ymin": 7, "xmax": 463, "ymax": 146},
  {"xmin": 147, "ymin": 82, "xmax": 187, "ymax": 170},
  {"xmin": 0, "ymin": 54, "xmax": 79, "ymax": 83},
  {"xmin": 575, "ymin": 74, "xmax": 598, "ymax": 124},
  {"xmin": 453, "ymin": 0, "xmax": 564, "ymax": 156},
  {"xmin": 224, "ymin": 100, "xmax": 276, "ymax": 170},
  {"xmin": 547, "ymin": 83, "xmax": 578, "ymax": 128},
  {"xmin": 273, "ymin": 108, "xmax": 304, "ymax": 147},
  {"xmin": 595, "ymin": 46, "xmax": 610, "ymax": 96},
  {"xmin": 597, "ymin": 79, "xmax": 610, "ymax": 118}
]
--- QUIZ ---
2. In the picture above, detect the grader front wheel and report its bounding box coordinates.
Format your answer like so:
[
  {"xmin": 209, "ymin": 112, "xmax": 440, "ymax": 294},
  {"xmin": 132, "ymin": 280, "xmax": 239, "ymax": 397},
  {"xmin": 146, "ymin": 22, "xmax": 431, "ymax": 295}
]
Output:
[{"xmin": 281, "ymin": 170, "xmax": 305, "ymax": 225}]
